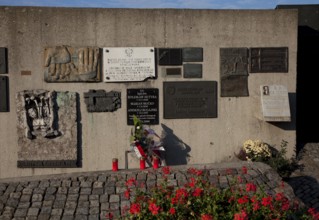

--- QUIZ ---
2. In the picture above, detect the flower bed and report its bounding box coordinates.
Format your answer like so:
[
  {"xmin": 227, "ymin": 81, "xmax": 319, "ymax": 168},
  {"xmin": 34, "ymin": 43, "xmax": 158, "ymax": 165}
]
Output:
[{"xmin": 105, "ymin": 166, "xmax": 318, "ymax": 219}]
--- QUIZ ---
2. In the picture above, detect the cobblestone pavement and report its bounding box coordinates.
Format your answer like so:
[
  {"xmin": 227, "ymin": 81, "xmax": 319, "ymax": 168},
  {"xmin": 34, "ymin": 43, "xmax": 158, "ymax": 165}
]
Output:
[
  {"xmin": 286, "ymin": 143, "xmax": 319, "ymax": 211},
  {"xmin": 0, "ymin": 162, "xmax": 296, "ymax": 220}
]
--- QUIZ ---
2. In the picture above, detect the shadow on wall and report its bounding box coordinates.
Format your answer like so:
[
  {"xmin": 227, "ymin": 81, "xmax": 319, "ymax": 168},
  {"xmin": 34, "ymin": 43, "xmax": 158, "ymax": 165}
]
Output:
[{"xmin": 161, "ymin": 124, "xmax": 191, "ymax": 166}]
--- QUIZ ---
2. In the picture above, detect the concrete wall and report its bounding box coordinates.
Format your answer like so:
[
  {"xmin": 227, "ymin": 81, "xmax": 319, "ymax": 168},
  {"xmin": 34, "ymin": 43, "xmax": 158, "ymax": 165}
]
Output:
[{"xmin": 0, "ymin": 7, "xmax": 298, "ymax": 179}]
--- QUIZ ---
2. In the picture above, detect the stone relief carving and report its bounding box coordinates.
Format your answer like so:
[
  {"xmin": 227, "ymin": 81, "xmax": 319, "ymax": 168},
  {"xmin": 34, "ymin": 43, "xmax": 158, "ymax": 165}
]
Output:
[
  {"xmin": 44, "ymin": 46, "xmax": 100, "ymax": 82},
  {"xmin": 18, "ymin": 90, "xmax": 59, "ymax": 139}
]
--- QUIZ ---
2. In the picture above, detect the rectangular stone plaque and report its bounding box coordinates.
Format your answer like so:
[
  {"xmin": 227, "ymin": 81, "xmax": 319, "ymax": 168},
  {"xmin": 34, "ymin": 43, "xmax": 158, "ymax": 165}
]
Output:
[
  {"xmin": 166, "ymin": 68, "xmax": 182, "ymax": 76},
  {"xmin": 183, "ymin": 64, "xmax": 202, "ymax": 78},
  {"xmin": 260, "ymin": 85, "xmax": 291, "ymax": 121},
  {"xmin": 182, "ymin": 47, "xmax": 203, "ymax": 62},
  {"xmin": 164, "ymin": 81, "xmax": 217, "ymax": 119},
  {"xmin": 158, "ymin": 48, "xmax": 182, "ymax": 65},
  {"xmin": 127, "ymin": 88, "xmax": 159, "ymax": 125},
  {"xmin": 250, "ymin": 47, "xmax": 288, "ymax": 73},
  {"xmin": 0, "ymin": 76, "xmax": 8, "ymax": 112},
  {"xmin": 220, "ymin": 48, "xmax": 248, "ymax": 77},
  {"xmin": 0, "ymin": 48, "xmax": 7, "ymax": 74},
  {"xmin": 103, "ymin": 47, "xmax": 156, "ymax": 82}
]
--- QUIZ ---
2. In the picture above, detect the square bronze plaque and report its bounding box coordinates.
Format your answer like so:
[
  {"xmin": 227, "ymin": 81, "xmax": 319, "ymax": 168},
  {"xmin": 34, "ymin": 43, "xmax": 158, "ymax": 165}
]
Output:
[
  {"xmin": 164, "ymin": 81, "xmax": 217, "ymax": 119},
  {"xmin": 250, "ymin": 47, "xmax": 288, "ymax": 73}
]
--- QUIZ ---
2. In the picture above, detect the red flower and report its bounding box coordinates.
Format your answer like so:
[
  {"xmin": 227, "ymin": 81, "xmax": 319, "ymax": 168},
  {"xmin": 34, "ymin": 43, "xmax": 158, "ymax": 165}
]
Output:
[
  {"xmin": 162, "ymin": 166, "xmax": 171, "ymax": 175},
  {"xmin": 275, "ymin": 192, "xmax": 285, "ymax": 201},
  {"xmin": 124, "ymin": 189, "xmax": 130, "ymax": 199},
  {"xmin": 237, "ymin": 176, "xmax": 243, "ymax": 183},
  {"xmin": 126, "ymin": 178, "xmax": 137, "ymax": 187},
  {"xmin": 201, "ymin": 214, "xmax": 213, "ymax": 220},
  {"xmin": 234, "ymin": 210, "xmax": 248, "ymax": 220},
  {"xmin": 130, "ymin": 203, "xmax": 141, "ymax": 215},
  {"xmin": 246, "ymin": 183, "xmax": 256, "ymax": 192},
  {"xmin": 188, "ymin": 167, "xmax": 203, "ymax": 176},
  {"xmin": 106, "ymin": 212, "xmax": 113, "ymax": 219},
  {"xmin": 148, "ymin": 202, "xmax": 160, "ymax": 215},
  {"xmin": 261, "ymin": 196, "xmax": 273, "ymax": 207},
  {"xmin": 241, "ymin": 166, "xmax": 248, "ymax": 174},
  {"xmin": 237, "ymin": 195, "xmax": 249, "ymax": 204},
  {"xmin": 192, "ymin": 188, "xmax": 203, "ymax": 197},
  {"xmin": 169, "ymin": 207, "xmax": 176, "ymax": 215},
  {"xmin": 188, "ymin": 177, "xmax": 196, "ymax": 187}
]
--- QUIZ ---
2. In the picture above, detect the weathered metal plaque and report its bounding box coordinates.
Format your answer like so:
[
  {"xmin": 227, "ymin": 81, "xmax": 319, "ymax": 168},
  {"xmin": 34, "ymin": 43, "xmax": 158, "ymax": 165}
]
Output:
[
  {"xmin": 44, "ymin": 46, "xmax": 101, "ymax": 82},
  {"xmin": 0, "ymin": 48, "xmax": 7, "ymax": 74},
  {"xmin": 183, "ymin": 64, "xmax": 202, "ymax": 78},
  {"xmin": 220, "ymin": 48, "xmax": 248, "ymax": 77},
  {"xmin": 220, "ymin": 48, "xmax": 249, "ymax": 97},
  {"xmin": 260, "ymin": 85, "xmax": 291, "ymax": 122},
  {"xmin": 158, "ymin": 48, "xmax": 182, "ymax": 65},
  {"xmin": 182, "ymin": 47, "xmax": 203, "ymax": 62},
  {"xmin": 103, "ymin": 47, "xmax": 155, "ymax": 82},
  {"xmin": 84, "ymin": 90, "xmax": 121, "ymax": 112},
  {"xmin": 250, "ymin": 47, "xmax": 288, "ymax": 73},
  {"xmin": 164, "ymin": 81, "xmax": 217, "ymax": 119},
  {"xmin": 127, "ymin": 88, "xmax": 159, "ymax": 125},
  {"xmin": 0, "ymin": 76, "xmax": 9, "ymax": 112}
]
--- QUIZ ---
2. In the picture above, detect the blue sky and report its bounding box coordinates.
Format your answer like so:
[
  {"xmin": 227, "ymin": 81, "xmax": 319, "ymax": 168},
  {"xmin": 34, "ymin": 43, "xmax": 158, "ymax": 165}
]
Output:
[{"xmin": 0, "ymin": 0, "xmax": 318, "ymax": 9}]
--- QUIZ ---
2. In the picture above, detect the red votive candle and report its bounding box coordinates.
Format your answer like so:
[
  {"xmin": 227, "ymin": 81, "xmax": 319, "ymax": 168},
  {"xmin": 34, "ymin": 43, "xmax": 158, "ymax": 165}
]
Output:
[
  {"xmin": 153, "ymin": 157, "xmax": 159, "ymax": 169},
  {"xmin": 140, "ymin": 157, "xmax": 146, "ymax": 170},
  {"xmin": 112, "ymin": 158, "xmax": 118, "ymax": 171}
]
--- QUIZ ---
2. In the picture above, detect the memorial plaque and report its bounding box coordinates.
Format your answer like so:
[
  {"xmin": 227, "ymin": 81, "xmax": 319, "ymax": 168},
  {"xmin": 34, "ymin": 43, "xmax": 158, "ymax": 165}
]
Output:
[
  {"xmin": 183, "ymin": 47, "xmax": 203, "ymax": 62},
  {"xmin": 220, "ymin": 48, "xmax": 248, "ymax": 77},
  {"xmin": 127, "ymin": 88, "xmax": 159, "ymax": 125},
  {"xmin": 84, "ymin": 90, "xmax": 121, "ymax": 112},
  {"xmin": 220, "ymin": 48, "xmax": 249, "ymax": 97},
  {"xmin": 166, "ymin": 68, "xmax": 182, "ymax": 77},
  {"xmin": 164, "ymin": 81, "xmax": 217, "ymax": 119},
  {"xmin": 0, "ymin": 76, "xmax": 9, "ymax": 112},
  {"xmin": 103, "ymin": 47, "xmax": 156, "ymax": 82},
  {"xmin": 260, "ymin": 85, "xmax": 291, "ymax": 122},
  {"xmin": 183, "ymin": 64, "xmax": 202, "ymax": 78},
  {"xmin": 250, "ymin": 47, "xmax": 288, "ymax": 73},
  {"xmin": 158, "ymin": 48, "xmax": 183, "ymax": 65},
  {"xmin": 16, "ymin": 90, "xmax": 79, "ymax": 168},
  {"xmin": 44, "ymin": 46, "xmax": 101, "ymax": 82},
  {"xmin": 0, "ymin": 48, "xmax": 7, "ymax": 74}
]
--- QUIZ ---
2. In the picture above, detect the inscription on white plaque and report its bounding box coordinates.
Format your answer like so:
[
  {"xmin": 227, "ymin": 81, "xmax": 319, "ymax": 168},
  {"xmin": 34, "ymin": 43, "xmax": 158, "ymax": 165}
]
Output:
[
  {"xmin": 260, "ymin": 85, "xmax": 291, "ymax": 122},
  {"xmin": 103, "ymin": 47, "xmax": 156, "ymax": 82}
]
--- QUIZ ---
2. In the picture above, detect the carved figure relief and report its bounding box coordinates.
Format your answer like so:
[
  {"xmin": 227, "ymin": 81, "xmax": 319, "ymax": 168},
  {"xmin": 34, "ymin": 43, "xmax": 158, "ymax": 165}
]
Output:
[
  {"xmin": 19, "ymin": 90, "xmax": 59, "ymax": 139},
  {"xmin": 44, "ymin": 46, "xmax": 100, "ymax": 82}
]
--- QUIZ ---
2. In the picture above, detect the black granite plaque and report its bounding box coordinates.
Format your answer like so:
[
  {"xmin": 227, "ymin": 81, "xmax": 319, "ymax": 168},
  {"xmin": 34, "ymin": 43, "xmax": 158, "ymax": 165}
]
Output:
[
  {"xmin": 183, "ymin": 47, "xmax": 203, "ymax": 62},
  {"xmin": 158, "ymin": 48, "xmax": 182, "ymax": 65},
  {"xmin": 0, "ymin": 76, "xmax": 8, "ymax": 112},
  {"xmin": 166, "ymin": 68, "xmax": 182, "ymax": 76},
  {"xmin": 183, "ymin": 64, "xmax": 202, "ymax": 78},
  {"xmin": 164, "ymin": 81, "xmax": 217, "ymax": 119},
  {"xmin": 127, "ymin": 88, "xmax": 159, "ymax": 125},
  {"xmin": 0, "ymin": 48, "xmax": 7, "ymax": 74},
  {"xmin": 84, "ymin": 90, "xmax": 121, "ymax": 112},
  {"xmin": 250, "ymin": 47, "xmax": 288, "ymax": 73}
]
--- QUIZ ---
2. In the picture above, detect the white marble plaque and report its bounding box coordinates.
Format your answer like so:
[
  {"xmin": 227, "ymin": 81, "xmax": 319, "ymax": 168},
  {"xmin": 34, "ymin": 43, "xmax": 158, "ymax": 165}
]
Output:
[
  {"xmin": 260, "ymin": 85, "xmax": 291, "ymax": 122},
  {"xmin": 103, "ymin": 47, "xmax": 156, "ymax": 82}
]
